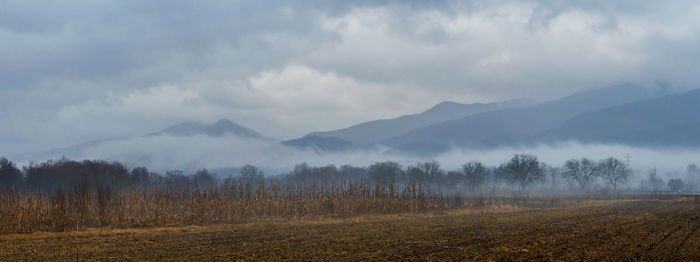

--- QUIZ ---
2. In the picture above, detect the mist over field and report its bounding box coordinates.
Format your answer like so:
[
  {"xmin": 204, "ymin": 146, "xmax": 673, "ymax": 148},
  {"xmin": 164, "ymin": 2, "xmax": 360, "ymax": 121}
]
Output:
[{"xmin": 25, "ymin": 133, "xmax": 699, "ymax": 180}]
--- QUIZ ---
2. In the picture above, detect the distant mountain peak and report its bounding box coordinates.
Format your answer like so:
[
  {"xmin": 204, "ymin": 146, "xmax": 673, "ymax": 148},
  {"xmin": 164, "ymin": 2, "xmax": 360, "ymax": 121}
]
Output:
[
  {"xmin": 153, "ymin": 119, "xmax": 264, "ymax": 139},
  {"xmin": 39, "ymin": 119, "xmax": 267, "ymax": 160},
  {"xmin": 157, "ymin": 121, "xmax": 206, "ymax": 136},
  {"xmin": 212, "ymin": 119, "xmax": 236, "ymax": 126},
  {"xmin": 203, "ymin": 119, "xmax": 263, "ymax": 138}
]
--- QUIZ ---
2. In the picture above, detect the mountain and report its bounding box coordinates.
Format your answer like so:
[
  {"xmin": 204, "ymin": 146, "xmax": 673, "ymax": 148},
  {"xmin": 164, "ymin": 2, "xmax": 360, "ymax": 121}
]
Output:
[
  {"xmin": 309, "ymin": 99, "xmax": 532, "ymax": 146},
  {"xmin": 37, "ymin": 119, "xmax": 266, "ymax": 160},
  {"xmin": 540, "ymin": 88, "xmax": 700, "ymax": 146},
  {"xmin": 283, "ymin": 135, "xmax": 358, "ymax": 152},
  {"xmin": 384, "ymin": 84, "xmax": 670, "ymax": 154},
  {"xmin": 39, "ymin": 137, "xmax": 130, "ymax": 160},
  {"xmin": 152, "ymin": 119, "xmax": 264, "ymax": 139},
  {"xmin": 154, "ymin": 122, "xmax": 206, "ymax": 136}
]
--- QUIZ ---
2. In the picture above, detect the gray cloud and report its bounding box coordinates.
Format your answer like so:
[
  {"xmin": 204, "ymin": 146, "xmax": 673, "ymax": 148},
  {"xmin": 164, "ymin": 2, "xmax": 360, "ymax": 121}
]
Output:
[{"xmin": 2, "ymin": 0, "xmax": 700, "ymax": 155}]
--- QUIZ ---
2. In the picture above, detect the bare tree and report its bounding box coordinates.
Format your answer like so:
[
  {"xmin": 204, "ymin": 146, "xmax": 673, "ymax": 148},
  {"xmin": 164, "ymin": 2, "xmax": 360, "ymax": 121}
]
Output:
[
  {"xmin": 407, "ymin": 161, "xmax": 444, "ymax": 188},
  {"xmin": 561, "ymin": 158, "xmax": 598, "ymax": 191},
  {"xmin": 369, "ymin": 161, "xmax": 403, "ymax": 184},
  {"xmin": 462, "ymin": 161, "xmax": 488, "ymax": 192},
  {"xmin": 446, "ymin": 171, "xmax": 465, "ymax": 190},
  {"xmin": 0, "ymin": 157, "xmax": 23, "ymax": 191},
  {"xmin": 596, "ymin": 157, "xmax": 629, "ymax": 193},
  {"xmin": 194, "ymin": 169, "xmax": 216, "ymax": 189},
  {"xmin": 647, "ymin": 167, "xmax": 664, "ymax": 192},
  {"xmin": 240, "ymin": 164, "xmax": 264, "ymax": 185},
  {"xmin": 129, "ymin": 167, "xmax": 151, "ymax": 189},
  {"xmin": 498, "ymin": 154, "xmax": 546, "ymax": 191}
]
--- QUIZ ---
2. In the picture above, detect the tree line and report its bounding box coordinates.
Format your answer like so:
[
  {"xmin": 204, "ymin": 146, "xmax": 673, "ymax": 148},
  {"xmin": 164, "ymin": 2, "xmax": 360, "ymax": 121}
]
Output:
[{"xmin": 1, "ymin": 154, "xmax": 697, "ymax": 194}]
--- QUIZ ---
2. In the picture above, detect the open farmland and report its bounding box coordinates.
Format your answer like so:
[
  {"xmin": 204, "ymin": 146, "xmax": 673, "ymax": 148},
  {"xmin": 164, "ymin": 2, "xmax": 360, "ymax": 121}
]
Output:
[{"xmin": 1, "ymin": 197, "xmax": 699, "ymax": 261}]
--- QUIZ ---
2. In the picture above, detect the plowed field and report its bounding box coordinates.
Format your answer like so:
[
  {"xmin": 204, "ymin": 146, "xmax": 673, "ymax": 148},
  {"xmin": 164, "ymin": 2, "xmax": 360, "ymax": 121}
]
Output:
[{"xmin": 1, "ymin": 197, "xmax": 699, "ymax": 261}]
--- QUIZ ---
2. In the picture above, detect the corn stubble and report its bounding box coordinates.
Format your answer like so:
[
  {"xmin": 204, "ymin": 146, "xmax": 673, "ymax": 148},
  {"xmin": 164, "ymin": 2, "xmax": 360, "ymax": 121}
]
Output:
[{"xmin": 1, "ymin": 182, "xmax": 494, "ymax": 234}]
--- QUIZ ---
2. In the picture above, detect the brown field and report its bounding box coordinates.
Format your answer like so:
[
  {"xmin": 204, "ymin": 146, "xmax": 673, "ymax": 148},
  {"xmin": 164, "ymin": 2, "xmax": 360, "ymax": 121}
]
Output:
[
  {"xmin": 1, "ymin": 196, "xmax": 699, "ymax": 261},
  {"xmin": 0, "ymin": 182, "xmax": 577, "ymax": 234}
]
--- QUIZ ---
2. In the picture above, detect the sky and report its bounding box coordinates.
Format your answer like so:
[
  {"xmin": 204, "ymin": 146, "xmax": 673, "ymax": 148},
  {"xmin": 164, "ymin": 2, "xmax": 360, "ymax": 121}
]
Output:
[{"xmin": 2, "ymin": 0, "xmax": 700, "ymax": 156}]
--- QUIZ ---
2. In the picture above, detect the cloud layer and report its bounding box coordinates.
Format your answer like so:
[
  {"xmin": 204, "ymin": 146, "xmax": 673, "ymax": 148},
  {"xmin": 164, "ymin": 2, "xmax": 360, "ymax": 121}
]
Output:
[
  {"xmin": 32, "ymin": 134, "xmax": 700, "ymax": 185},
  {"xmin": 2, "ymin": 0, "xmax": 700, "ymax": 155}
]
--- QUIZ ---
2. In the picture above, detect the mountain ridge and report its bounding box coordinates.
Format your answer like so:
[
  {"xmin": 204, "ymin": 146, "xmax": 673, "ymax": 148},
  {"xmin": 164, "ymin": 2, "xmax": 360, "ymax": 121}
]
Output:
[
  {"xmin": 307, "ymin": 99, "xmax": 533, "ymax": 146},
  {"xmin": 383, "ymin": 84, "xmax": 672, "ymax": 154},
  {"xmin": 538, "ymin": 88, "xmax": 700, "ymax": 146},
  {"xmin": 37, "ymin": 119, "xmax": 267, "ymax": 160}
]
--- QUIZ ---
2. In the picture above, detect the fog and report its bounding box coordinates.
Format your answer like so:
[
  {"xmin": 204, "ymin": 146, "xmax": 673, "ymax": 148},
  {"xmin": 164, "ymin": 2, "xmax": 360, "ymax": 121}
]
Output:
[{"xmin": 25, "ymin": 135, "xmax": 700, "ymax": 180}]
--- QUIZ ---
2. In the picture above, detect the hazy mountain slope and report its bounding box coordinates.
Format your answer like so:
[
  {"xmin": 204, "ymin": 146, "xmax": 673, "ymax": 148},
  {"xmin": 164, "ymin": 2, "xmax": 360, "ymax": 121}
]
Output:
[
  {"xmin": 309, "ymin": 99, "xmax": 532, "ymax": 146},
  {"xmin": 540, "ymin": 88, "xmax": 700, "ymax": 146},
  {"xmin": 384, "ymin": 84, "xmax": 669, "ymax": 154},
  {"xmin": 282, "ymin": 135, "xmax": 358, "ymax": 152},
  {"xmin": 154, "ymin": 122, "xmax": 207, "ymax": 136},
  {"xmin": 152, "ymin": 119, "xmax": 264, "ymax": 139},
  {"xmin": 39, "ymin": 137, "xmax": 130, "ymax": 160},
  {"xmin": 40, "ymin": 119, "xmax": 266, "ymax": 160}
]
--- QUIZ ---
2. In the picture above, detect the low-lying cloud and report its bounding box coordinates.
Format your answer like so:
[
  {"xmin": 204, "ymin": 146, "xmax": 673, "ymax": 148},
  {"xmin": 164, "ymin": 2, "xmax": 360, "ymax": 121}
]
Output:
[{"xmin": 28, "ymin": 135, "xmax": 700, "ymax": 181}]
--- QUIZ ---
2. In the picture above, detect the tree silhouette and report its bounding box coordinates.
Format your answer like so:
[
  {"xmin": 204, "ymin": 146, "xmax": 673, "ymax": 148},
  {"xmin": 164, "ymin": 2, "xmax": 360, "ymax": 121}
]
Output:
[
  {"xmin": 561, "ymin": 158, "xmax": 598, "ymax": 191},
  {"xmin": 597, "ymin": 157, "xmax": 630, "ymax": 193},
  {"xmin": 498, "ymin": 154, "xmax": 546, "ymax": 191}
]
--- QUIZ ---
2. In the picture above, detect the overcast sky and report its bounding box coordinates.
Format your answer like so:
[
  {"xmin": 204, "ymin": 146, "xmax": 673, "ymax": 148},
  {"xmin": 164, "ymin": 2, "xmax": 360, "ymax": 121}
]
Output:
[{"xmin": 2, "ymin": 0, "xmax": 700, "ymax": 155}]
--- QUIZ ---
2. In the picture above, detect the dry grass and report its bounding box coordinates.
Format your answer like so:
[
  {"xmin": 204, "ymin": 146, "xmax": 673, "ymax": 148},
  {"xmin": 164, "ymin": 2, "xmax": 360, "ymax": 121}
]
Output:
[
  {"xmin": 0, "ymin": 182, "xmax": 479, "ymax": 234},
  {"xmin": 0, "ymin": 181, "xmax": 656, "ymax": 234},
  {"xmin": 3, "ymin": 180, "xmax": 609, "ymax": 235}
]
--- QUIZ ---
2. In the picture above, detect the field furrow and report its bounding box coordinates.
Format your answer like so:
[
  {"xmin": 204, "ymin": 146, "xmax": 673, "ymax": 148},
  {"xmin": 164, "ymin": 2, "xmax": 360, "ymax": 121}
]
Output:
[{"xmin": 1, "ymin": 198, "xmax": 699, "ymax": 261}]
